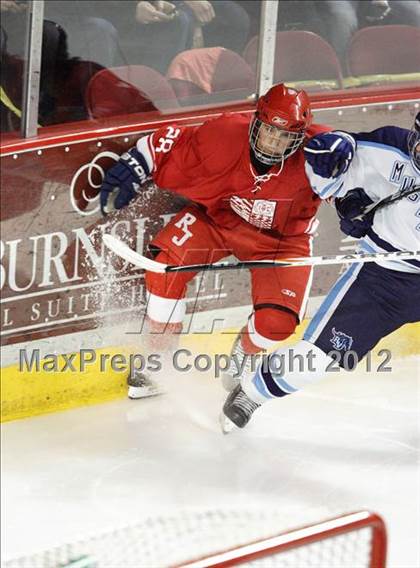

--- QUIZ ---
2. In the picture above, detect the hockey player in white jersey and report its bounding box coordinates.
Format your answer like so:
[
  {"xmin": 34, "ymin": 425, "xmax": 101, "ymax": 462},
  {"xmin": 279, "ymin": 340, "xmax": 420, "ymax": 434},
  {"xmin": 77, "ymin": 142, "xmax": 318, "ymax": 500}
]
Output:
[{"xmin": 221, "ymin": 112, "xmax": 420, "ymax": 431}]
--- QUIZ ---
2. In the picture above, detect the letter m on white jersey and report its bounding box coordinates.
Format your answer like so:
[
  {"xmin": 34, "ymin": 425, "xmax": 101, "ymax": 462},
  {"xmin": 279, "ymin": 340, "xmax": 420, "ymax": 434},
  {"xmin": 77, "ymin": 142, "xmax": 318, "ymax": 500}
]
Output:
[{"xmin": 390, "ymin": 161, "xmax": 405, "ymax": 183}]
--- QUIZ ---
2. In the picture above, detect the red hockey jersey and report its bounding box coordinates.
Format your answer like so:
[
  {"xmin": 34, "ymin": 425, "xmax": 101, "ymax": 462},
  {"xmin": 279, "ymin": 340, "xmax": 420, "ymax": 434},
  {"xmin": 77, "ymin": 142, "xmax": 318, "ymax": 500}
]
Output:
[{"xmin": 139, "ymin": 113, "xmax": 328, "ymax": 237}]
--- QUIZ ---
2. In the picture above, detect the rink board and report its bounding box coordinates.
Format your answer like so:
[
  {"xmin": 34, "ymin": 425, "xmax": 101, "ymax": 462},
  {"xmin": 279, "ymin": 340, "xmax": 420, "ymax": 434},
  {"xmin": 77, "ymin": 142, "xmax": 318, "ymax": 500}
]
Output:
[
  {"xmin": 1, "ymin": 319, "xmax": 419, "ymax": 422},
  {"xmin": 2, "ymin": 101, "xmax": 419, "ymax": 422}
]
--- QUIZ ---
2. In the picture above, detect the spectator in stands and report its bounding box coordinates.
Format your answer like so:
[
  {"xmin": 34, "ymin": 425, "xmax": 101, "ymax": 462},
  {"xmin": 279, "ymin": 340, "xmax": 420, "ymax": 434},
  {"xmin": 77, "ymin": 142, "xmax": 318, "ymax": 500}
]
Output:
[
  {"xmin": 1, "ymin": 0, "xmax": 69, "ymax": 130},
  {"xmin": 321, "ymin": 0, "xmax": 420, "ymax": 65},
  {"xmin": 128, "ymin": 1, "xmax": 195, "ymax": 73},
  {"xmin": 179, "ymin": 1, "xmax": 250, "ymax": 55},
  {"xmin": 358, "ymin": 1, "xmax": 420, "ymax": 28},
  {"xmin": 0, "ymin": 0, "xmax": 27, "ymax": 60},
  {"xmin": 239, "ymin": 0, "xmax": 419, "ymax": 69},
  {"xmin": 1, "ymin": 13, "xmax": 22, "ymax": 132},
  {"xmin": 93, "ymin": 1, "xmax": 249, "ymax": 74},
  {"xmin": 87, "ymin": 1, "xmax": 193, "ymax": 74},
  {"xmin": 43, "ymin": 0, "xmax": 119, "ymax": 69},
  {"xmin": 1, "ymin": 0, "xmax": 103, "ymax": 130},
  {"xmin": 238, "ymin": 0, "xmax": 349, "ymax": 63}
]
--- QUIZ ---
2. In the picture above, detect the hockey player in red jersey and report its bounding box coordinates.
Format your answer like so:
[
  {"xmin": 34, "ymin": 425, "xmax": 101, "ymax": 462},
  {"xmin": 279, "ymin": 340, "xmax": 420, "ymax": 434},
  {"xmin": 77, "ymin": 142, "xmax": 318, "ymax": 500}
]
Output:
[{"xmin": 100, "ymin": 84, "xmax": 329, "ymax": 398}]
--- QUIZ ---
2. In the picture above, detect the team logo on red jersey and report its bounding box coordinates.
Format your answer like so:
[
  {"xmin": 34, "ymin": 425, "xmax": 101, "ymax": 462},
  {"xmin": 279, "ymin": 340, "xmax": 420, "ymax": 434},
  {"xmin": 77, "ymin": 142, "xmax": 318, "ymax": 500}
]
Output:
[{"xmin": 230, "ymin": 197, "xmax": 277, "ymax": 229}]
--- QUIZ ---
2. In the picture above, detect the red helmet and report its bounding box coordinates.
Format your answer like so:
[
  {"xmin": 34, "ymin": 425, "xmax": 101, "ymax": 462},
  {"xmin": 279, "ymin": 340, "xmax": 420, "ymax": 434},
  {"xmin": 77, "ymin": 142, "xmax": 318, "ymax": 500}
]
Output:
[
  {"xmin": 250, "ymin": 84, "xmax": 313, "ymax": 166},
  {"xmin": 256, "ymin": 83, "xmax": 312, "ymax": 131}
]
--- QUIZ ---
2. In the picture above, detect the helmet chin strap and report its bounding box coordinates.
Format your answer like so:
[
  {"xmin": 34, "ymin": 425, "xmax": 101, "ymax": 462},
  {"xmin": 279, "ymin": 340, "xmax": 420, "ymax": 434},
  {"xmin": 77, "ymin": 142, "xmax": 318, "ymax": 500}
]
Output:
[{"xmin": 249, "ymin": 149, "xmax": 284, "ymax": 193}]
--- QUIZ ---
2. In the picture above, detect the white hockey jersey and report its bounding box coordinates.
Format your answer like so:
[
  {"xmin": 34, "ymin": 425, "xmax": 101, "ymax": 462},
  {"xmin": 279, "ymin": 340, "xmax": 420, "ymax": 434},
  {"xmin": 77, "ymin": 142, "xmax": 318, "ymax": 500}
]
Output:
[{"xmin": 305, "ymin": 126, "xmax": 420, "ymax": 273}]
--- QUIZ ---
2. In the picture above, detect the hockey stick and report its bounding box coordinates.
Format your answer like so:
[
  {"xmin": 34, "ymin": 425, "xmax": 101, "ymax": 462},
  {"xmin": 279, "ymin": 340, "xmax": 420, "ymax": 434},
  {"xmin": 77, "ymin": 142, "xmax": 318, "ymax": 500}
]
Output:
[
  {"xmin": 103, "ymin": 234, "xmax": 419, "ymax": 274},
  {"xmin": 352, "ymin": 184, "xmax": 419, "ymax": 220}
]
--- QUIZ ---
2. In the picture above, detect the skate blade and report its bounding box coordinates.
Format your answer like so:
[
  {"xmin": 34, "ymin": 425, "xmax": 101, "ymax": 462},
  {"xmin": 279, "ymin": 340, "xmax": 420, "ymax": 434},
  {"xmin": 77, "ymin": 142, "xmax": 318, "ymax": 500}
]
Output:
[
  {"xmin": 219, "ymin": 411, "xmax": 237, "ymax": 435},
  {"xmin": 128, "ymin": 386, "xmax": 165, "ymax": 399}
]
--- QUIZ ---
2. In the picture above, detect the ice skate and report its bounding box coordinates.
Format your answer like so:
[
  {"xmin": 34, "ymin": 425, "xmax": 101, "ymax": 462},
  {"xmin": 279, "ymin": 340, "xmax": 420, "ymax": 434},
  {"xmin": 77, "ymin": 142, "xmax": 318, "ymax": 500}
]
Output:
[
  {"xmin": 219, "ymin": 410, "xmax": 237, "ymax": 434},
  {"xmin": 221, "ymin": 384, "xmax": 261, "ymax": 432},
  {"xmin": 127, "ymin": 369, "xmax": 164, "ymax": 399},
  {"xmin": 221, "ymin": 334, "xmax": 257, "ymax": 392}
]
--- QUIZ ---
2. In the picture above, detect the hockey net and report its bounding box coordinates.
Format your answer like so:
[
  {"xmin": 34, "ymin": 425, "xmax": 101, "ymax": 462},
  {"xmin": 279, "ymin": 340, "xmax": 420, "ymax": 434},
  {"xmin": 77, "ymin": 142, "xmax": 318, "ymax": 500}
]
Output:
[{"xmin": 3, "ymin": 509, "xmax": 386, "ymax": 568}]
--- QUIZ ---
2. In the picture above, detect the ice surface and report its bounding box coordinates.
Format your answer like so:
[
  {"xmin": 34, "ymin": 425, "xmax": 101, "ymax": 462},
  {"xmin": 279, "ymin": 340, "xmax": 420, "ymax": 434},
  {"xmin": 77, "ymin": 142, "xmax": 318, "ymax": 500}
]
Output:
[{"xmin": 2, "ymin": 355, "xmax": 419, "ymax": 566}]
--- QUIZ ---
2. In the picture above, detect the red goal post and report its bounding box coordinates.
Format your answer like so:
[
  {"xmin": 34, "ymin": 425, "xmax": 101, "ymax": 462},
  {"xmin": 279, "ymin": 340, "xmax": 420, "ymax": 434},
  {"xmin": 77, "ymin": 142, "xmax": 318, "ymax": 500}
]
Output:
[{"xmin": 180, "ymin": 511, "xmax": 387, "ymax": 568}]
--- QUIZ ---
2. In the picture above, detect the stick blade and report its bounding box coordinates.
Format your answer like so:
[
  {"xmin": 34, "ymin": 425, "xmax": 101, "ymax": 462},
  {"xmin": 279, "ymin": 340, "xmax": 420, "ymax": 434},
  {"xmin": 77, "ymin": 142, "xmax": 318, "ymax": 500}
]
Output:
[{"xmin": 103, "ymin": 234, "xmax": 167, "ymax": 273}]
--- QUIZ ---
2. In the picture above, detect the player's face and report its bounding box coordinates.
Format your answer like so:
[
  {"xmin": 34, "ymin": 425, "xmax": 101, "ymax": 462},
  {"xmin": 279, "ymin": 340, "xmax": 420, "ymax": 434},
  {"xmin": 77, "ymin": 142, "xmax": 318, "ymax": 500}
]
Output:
[
  {"xmin": 250, "ymin": 117, "xmax": 305, "ymax": 165},
  {"xmin": 255, "ymin": 123, "xmax": 292, "ymax": 156}
]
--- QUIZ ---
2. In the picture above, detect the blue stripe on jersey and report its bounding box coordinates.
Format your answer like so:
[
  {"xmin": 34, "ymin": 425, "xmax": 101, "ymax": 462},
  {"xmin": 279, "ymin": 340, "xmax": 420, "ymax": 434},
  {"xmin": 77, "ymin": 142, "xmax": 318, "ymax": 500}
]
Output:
[
  {"xmin": 274, "ymin": 377, "xmax": 297, "ymax": 394},
  {"xmin": 366, "ymin": 228, "xmax": 398, "ymax": 251},
  {"xmin": 353, "ymin": 126, "xmax": 410, "ymax": 158},
  {"xmin": 366, "ymin": 229, "xmax": 420, "ymax": 269},
  {"xmin": 261, "ymin": 363, "xmax": 296, "ymax": 395},
  {"xmin": 304, "ymin": 263, "xmax": 360, "ymax": 343},
  {"xmin": 319, "ymin": 179, "xmax": 344, "ymax": 198},
  {"xmin": 253, "ymin": 367, "xmax": 293, "ymax": 400},
  {"xmin": 360, "ymin": 239, "xmax": 420, "ymax": 271},
  {"xmin": 359, "ymin": 239, "xmax": 376, "ymax": 253},
  {"xmin": 252, "ymin": 368, "xmax": 274, "ymax": 399}
]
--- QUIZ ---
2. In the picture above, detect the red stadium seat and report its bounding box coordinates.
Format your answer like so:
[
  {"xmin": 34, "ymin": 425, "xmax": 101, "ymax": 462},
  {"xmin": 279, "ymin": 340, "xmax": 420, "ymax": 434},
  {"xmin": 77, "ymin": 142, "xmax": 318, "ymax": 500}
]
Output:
[
  {"xmin": 85, "ymin": 65, "xmax": 179, "ymax": 119},
  {"xmin": 167, "ymin": 47, "xmax": 255, "ymax": 104},
  {"xmin": 243, "ymin": 31, "xmax": 343, "ymax": 90},
  {"xmin": 346, "ymin": 25, "xmax": 420, "ymax": 76}
]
